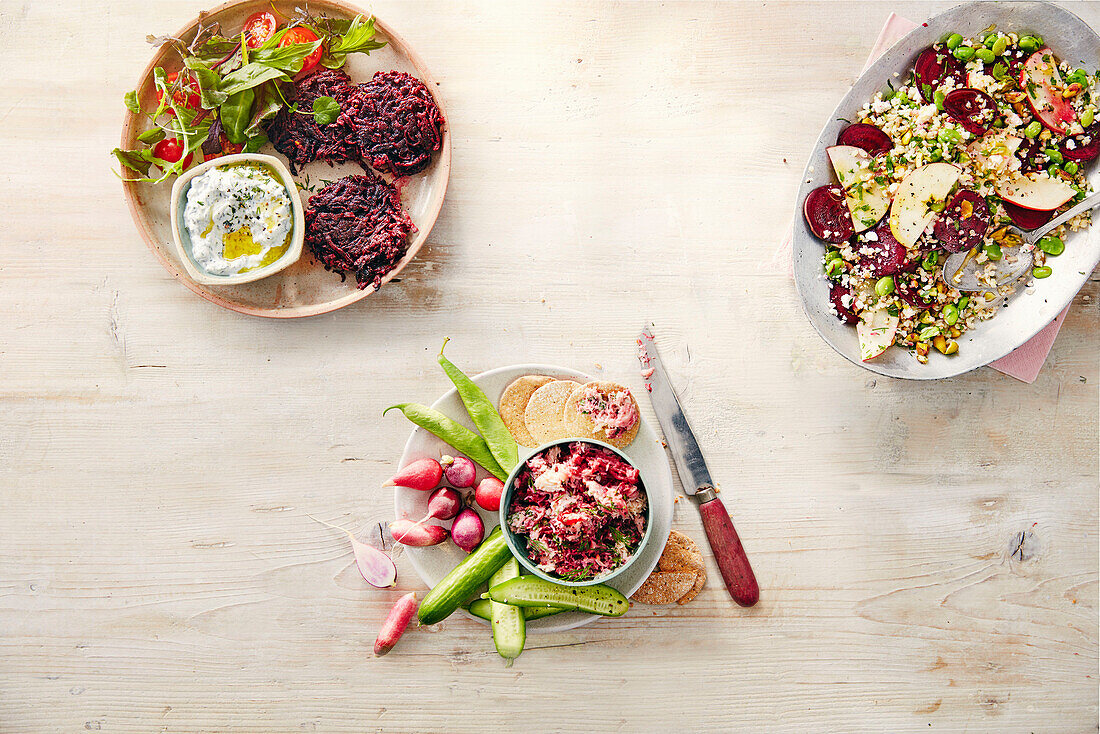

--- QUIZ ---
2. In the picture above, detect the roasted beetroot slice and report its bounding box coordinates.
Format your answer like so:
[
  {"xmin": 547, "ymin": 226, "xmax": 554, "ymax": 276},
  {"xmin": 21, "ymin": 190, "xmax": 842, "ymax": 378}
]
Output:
[
  {"xmin": 829, "ymin": 283, "xmax": 859, "ymax": 324},
  {"xmin": 895, "ymin": 275, "xmax": 932, "ymax": 309},
  {"xmin": 1016, "ymin": 136, "xmax": 1045, "ymax": 173},
  {"xmin": 914, "ymin": 47, "xmax": 965, "ymax": 102},
  {"xmin": 1060, "ymin": 123, "xmax": 1100, "ymax": 163},
  {"xmin": 933, "ymin": 190, "xmax": 991, "ymax": 253},
  {"xmin": 804, "ymin": 185, "xmax": 854, "ymax": 243},
  {"xmin": 943, "ymin": 88, "xmax": 997, "ymax": 136},
  {"xmin": 858, "ymin": 220, "xmax": 909, "ymax": 277},
  {"xmin": 837, "ymin": 123, "xmax": 892, "ymax": 157},
  {"xmin": 1002, "ymin": 200, "xmax": 1054, "ymax": 230}
]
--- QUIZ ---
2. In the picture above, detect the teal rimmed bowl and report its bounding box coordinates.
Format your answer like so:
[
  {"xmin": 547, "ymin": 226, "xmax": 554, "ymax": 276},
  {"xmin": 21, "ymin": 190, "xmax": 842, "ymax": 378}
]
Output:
[{"xmin": 499, "ymin": 438, "xmax": 654, "ymax": 587}]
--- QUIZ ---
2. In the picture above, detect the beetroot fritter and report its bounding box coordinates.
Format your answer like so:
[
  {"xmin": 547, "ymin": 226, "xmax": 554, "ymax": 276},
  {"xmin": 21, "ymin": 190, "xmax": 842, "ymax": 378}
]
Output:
[
  {"xmin": 303, "ymin": 174, "xmax": 415, "ymax": 290},
  {"xmin": 266, "ymin": 69, "xmax": 358, "ymax": 174},
  {"xmin": 343, "ymin": 70, "xmax": 445, "ymax": 176}
]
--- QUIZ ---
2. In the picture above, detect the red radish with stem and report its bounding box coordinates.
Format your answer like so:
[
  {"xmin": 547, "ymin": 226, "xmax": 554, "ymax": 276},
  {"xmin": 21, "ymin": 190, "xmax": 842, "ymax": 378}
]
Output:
[
  {"xmin": 422, "ymin": 486, "xmax": 462, "ymax": 522},
  {"xmin": 389, "ymin": 520, "xmax": 449, "ymax": 546},
  {"xmin": 475, "ymin": 476, "xmax": 505, "ymax": 512},
  {"xmin": 375, "ymin": 592, "xmax": 418, "ymax": 656},
  {"xmin": 451, "ymin": 508, "xmax": 485, "ymax": 553},
  {"xmin": 306, "ymin": 515, "xmax": 397, "ymax": 588},
  {"xmin": 383, "ymin": 458, "xmax": 442, "ymax": 491},
  {"xmin": 441, "ymin": 455, "xmax": 476, "ymax": 489}
]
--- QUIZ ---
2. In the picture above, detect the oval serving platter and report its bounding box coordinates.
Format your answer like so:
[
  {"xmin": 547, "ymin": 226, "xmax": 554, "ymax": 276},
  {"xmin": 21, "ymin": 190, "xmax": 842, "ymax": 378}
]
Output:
[
  {"xmin": 793, "ymin": 1, "xmax": 1100, "ymax": 379},
  {"xmin": 120, "ymin": 0, "xmax": 450, "ymax": 318},
  {"xmin": 393, "ymin": 364, "xmax": 675, "ymax": 633}
]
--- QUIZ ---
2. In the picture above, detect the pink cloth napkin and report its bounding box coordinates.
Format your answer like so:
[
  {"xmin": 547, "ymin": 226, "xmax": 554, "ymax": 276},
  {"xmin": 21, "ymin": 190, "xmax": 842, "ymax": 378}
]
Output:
[{"xmin": 778, "ymin": 12, "xmax": 1069, "ymax": 383}]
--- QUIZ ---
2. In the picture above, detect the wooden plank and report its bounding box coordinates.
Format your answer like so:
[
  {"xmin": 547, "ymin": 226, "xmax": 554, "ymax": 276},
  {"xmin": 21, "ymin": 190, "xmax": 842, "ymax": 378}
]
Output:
[{"xmin": 0, "ymin": 1, "xmax": 1095, "ymax": 731}]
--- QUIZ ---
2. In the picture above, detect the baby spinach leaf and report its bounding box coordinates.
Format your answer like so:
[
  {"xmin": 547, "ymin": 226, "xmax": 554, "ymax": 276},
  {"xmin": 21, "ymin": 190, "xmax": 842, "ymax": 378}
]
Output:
[
  {"xmin": 112, "ymin": 147, "xmax": 154, "ymax": 177},
  {"xmin": 312, "ymin": 95, "xmax": 341, "ymax": 126},
  {"xmin": 183, "ymin": 57, "xmax": 228, "ymax": 108},
  {"xmin": 137, "ymin": 127, "xmax": 166, "ymax": 144},
  {"xmin": 124, "ymin": 90, "xmax": 141, "ymax": 114},
  {"xmin": 221, "ymin": 87, "xmax": 256, "ymax": 145},
  {"xmin": 219, "ymin": 62, "xmax": 287, "ymax": 97},
  {"xmin": 251, "ymin": 38, "xmax": 323, "ymax": 73}
]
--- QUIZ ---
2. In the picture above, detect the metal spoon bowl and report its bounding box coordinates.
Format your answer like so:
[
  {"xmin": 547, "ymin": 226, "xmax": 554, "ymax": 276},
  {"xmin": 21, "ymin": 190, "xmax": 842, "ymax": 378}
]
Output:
[{"xmin": 942, "ymin": 190, "xmax": 1100, "ymax": 292}]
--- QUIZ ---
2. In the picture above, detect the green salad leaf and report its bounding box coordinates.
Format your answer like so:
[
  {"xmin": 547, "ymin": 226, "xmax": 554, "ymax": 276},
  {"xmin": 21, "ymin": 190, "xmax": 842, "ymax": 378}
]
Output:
[
  {"xmin": 322, "ymin": 15, "xmax": 385, "ymax": 68},
  {"xmin": 124, "ymin": 90, "xmax": 141, "ymax": 114},
  {"xmin": 312, "ymin": 95, "xmax": 341, "ymax": 126}
]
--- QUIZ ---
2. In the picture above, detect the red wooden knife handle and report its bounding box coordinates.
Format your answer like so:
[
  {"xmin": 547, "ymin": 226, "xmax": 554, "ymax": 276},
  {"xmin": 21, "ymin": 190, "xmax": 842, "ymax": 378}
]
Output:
[{"xmin": 697, "ymin": 490, "xmax": 759, "ymax": 607}]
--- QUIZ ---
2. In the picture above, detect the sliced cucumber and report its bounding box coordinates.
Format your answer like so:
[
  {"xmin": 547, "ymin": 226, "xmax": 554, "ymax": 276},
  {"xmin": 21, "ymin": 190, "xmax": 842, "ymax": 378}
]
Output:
[
  {"xmin": 465, "ymin": 599, "xmax": 567, "ymax": 622},
  {"xmin": 483, "ymin": 575, "xmax": 630, "ymax": 617},
  {"xmin": 489, "ymin": 559, "xmax": 525, "ymax": 659},
  {"xmin": 418, "ymin": 527, "xmax": 511, "ymax": 625}
]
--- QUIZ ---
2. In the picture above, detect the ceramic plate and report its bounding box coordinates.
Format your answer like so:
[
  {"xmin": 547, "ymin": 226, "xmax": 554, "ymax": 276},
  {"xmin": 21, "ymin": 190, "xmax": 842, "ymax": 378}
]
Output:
[
  {"xmin": 393, "ymin": 364, "xmax": 674, "ymax": 633},
  {"xmin": 793, "ymin": 1, "xmax": 1100, "ymax": 379},
  {"xmin": 120, "ymin": 0, "xmax": 450, "ymax": 318}
]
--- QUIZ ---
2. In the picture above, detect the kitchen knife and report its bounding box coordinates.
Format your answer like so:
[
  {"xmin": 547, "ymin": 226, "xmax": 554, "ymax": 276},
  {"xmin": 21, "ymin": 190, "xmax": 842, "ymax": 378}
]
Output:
[{"xmin": 637, "ymin": 327, "xmax": 759, "ymax": 607}]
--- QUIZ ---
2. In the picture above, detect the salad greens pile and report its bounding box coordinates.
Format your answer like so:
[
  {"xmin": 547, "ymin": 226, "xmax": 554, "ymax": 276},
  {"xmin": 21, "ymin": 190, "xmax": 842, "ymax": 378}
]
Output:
[{"xmin": 114, "ymin": 10, "xmax": 385, "ymax": 184}]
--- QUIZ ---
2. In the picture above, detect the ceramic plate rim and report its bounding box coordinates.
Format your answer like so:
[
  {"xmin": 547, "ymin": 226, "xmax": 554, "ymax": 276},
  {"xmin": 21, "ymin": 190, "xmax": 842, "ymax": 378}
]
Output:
[{"xmin": 119, "ymin": 0, "xmax": 451, "ymax": 318}]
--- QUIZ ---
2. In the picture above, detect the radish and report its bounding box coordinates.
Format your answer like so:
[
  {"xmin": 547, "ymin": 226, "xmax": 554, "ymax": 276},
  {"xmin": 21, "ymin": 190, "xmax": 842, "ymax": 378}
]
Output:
[
  {"xmin": 382, "ymin": 458, "xmax": 442, "ymax": 491},
  {"xmin": 374, "ymin": 592, "xmax": 418, "ymax": 656},
  {"xmin": 475, "ymin": 476, "xmax": 505, "ymax": 512},
  {"xmin": 424, "ymin": 486, "xmax": 462, "ymax": 522},
  {"xmin": 307, "ymin": 515, "xmax": 397, "ymax": 588},
  {"xmin": 389, "ymin": 520, "xmax": 449, "ymax": 546},
  {"xmin": 451, "ymin": 508, "xmax": 485, "ymax": 553},
  {"xmin": 441, "ymin": 455, "xmax": 476, "ymax": 489}
]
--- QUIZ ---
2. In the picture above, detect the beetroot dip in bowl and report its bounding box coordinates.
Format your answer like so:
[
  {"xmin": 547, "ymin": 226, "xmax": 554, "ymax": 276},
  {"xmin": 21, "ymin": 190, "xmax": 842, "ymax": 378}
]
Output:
[{"xmin": 499, "ymin": 439, "xmax": 653, "ymax": 587}]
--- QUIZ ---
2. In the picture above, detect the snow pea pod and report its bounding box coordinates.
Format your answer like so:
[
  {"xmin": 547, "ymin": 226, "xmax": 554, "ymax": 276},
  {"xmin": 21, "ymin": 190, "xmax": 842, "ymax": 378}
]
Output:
[
  {"xmin": 384, "ymin": 402, "xmax": 506, "ymax": 480},
  {"xmin": 437, "ymin": 340, "xmax": 518, "ymax": 473}
]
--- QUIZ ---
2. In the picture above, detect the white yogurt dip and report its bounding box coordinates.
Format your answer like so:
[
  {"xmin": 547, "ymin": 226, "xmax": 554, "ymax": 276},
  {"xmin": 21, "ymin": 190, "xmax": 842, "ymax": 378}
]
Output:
[{"xmin": 183, "ymin": 162, "xmax": 293, "ymax": 276}]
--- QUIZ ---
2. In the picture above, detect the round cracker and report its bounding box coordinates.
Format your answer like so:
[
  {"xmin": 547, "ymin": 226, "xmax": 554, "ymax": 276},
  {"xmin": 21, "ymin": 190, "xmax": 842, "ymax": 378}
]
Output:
[
  {"xmin": 499, "ymin": 375, "xmax": 554, "ymax": 447},
  {"xmin": 657, "ymin": 530, "xmax": 704, "ymax": 574},
  {"xmin": 677, "ymin": 569, "xmax": 706, "ymax": 605},
  {"xmin": 562, "ymin": 381, "xmax": 641, "ymax": 449},
  {"xmin": 524, "ymin": 380, "xmax": 579, "ymax": 444},
  {"xmin": 629, "ymin": 571, "xmax": 698, "ymax": 605}
]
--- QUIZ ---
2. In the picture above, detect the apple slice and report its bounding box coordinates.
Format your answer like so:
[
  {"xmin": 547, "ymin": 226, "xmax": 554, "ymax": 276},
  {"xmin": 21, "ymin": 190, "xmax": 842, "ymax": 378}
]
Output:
[
  {"xmin": 888, "ymin": 163, "xmax": 960, "ymax": 248},
  {"xmin": 858, "ymin": 307, "xmax": 899, "ymax": 362},
  {"xmin": 827, "ymin": 145, "xmax": 890, "ymax": 233},
  {"xmin": 996, "ymin": 172, "xmax": 1076, "ymax": 211},
  {"xmin": 1020, "ymin": 49, "xmax": 1076, "ymax": 134}
]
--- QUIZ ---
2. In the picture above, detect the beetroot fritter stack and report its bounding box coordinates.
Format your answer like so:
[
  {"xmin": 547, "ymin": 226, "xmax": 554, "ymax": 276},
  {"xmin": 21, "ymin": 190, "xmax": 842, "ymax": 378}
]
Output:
[
  {"xmin": 343, "ymin": 70, "xmax": 445, "ymax": 176},
  {"xmin": 303, "ymin": 174, "xmax": 415, "ymax": 290},
  {"xmin": 266, "ymin": 69, "xmax": 358, "ymax": 174}
]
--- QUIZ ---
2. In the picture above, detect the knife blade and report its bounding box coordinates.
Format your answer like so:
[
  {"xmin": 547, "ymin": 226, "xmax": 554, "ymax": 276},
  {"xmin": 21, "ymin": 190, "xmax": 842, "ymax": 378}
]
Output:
[{"xmin": 638, "ymin": 327, "xmax": 759, "ymax": 607}]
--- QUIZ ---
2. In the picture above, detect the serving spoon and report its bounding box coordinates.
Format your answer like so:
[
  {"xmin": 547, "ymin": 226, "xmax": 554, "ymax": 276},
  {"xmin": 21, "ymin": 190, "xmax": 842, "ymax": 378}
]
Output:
[{"xmin": 941, "ymin": 190, "xmax": 1100, "ymax": 292}]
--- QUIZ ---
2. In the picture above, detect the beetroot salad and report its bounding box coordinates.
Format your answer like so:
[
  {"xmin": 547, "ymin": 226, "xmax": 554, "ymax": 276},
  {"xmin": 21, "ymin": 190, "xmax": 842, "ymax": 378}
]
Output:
[{"xmin": 506, "ymin": 441, "xmax": 647, "ymax": 581}]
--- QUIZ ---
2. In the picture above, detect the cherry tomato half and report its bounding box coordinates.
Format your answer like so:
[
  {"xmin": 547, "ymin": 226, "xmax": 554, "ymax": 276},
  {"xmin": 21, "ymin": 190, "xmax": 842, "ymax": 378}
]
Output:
[
  {"xmin": 153, "ymin": 137, "xmax": 193, "ymax": 169},
  {"xmin": 279, "ymin": 27, "xmax": 323, "ymax": 75},
  {"xmin": 243, "ymin": 11, "xmax": 277, "ymax": 49},
  {"xmin": 156, "ymin": 71, "xmax": 202, "ymax": 116}
]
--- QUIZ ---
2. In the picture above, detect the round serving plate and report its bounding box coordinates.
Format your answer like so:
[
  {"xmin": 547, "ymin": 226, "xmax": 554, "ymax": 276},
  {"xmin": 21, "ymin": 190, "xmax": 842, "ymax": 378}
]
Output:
[
  {"xmin": 393, "ymin": 364, "xmax": 675, "ymax": 633},
  {"xmin": 793, "ymin": 1, "xmax": 1100, "ymax": 379},
  {"xmin": 120, "ymin": 0, "xmax": 450, "ymax": 318}
]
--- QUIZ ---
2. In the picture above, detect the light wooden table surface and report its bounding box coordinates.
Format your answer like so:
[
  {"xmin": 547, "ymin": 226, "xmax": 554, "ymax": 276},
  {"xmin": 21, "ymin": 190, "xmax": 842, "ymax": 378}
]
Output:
[{"xmin": 2, "ymin": 1, "xmax": 1097, "ymax": 732}]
